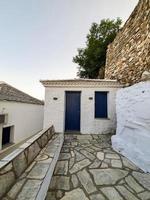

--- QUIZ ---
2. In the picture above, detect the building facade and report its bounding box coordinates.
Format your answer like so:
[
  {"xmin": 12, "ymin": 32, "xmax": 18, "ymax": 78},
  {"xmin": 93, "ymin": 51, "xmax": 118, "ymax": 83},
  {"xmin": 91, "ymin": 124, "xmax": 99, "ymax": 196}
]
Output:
[
  {"xmin": 0, "ymin": 82, "xmax": 44, "ymax": 150},
  {"xmin": 41, "ymin": 79, "xmax": 122, "ymax": 134}
]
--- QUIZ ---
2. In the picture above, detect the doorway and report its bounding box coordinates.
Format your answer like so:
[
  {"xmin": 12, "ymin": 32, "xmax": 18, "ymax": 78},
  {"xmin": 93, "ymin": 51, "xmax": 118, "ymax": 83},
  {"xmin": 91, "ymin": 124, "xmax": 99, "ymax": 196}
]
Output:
[
  {"xmin": 65, "ymin": 91, "xmax": 81, "ymax": 132},
  {"xmin": 2, "ymin": 126, "xmax": 11, "ymax": 146}
]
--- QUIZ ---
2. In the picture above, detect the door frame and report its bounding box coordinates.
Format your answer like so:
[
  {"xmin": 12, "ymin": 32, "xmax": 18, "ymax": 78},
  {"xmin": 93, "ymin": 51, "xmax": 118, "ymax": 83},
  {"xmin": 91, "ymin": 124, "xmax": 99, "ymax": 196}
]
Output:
[{"xmin": 64, "ymin": 91, "xmax": 81, "ymax": 132}]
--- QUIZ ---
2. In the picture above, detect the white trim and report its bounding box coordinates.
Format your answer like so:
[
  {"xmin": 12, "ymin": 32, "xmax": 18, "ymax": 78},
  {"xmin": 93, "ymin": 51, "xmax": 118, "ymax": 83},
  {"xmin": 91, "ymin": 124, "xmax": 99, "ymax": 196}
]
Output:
[{"xmin": 40, "ymin": 79, "xmax": 123, "ymax": 88}]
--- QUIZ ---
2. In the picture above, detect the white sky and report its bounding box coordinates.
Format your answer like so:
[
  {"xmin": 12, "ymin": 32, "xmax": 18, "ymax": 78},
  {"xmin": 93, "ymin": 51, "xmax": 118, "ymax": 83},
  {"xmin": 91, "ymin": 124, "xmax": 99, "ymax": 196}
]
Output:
[{"xmin": 0, "ymin": 0, "xmax": 139, "ymax": 99}]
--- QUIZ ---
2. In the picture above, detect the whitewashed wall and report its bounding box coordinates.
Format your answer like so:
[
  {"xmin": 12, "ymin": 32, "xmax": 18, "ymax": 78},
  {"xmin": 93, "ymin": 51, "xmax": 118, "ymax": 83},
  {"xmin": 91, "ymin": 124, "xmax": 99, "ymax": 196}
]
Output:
[
  {"xmin": 0, "ymin": 101, "xmax": 44, "ymax": 143},
  {"xmin": 44, "ymin": 87, "xmax": 118, "ymax": 134},
  {"xmin": 112, "ymin": 81, "xmax": 150, "ymax": 172}
]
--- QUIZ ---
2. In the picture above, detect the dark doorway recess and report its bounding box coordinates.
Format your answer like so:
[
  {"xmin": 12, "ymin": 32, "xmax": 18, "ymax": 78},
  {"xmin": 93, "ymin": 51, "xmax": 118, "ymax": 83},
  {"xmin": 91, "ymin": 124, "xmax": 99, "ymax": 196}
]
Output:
[{"xmin": 2, "ymin": 127, "xmax": 11, "ymax": 146}]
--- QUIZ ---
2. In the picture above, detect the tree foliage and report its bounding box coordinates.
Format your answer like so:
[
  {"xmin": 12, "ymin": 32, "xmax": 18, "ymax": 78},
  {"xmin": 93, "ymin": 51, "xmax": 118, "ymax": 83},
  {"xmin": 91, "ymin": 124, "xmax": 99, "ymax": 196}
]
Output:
[{"xmin": 73, "ymin": 18, "xmax": 122, "ymax": 78}]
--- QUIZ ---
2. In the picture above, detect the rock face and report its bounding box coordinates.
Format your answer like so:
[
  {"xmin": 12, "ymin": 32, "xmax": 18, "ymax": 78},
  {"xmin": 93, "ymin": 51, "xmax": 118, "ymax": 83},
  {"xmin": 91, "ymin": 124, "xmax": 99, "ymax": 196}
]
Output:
[
  {"xmin": 105, "ymin": 0, "xmax": 150, "ymax": 85},
  {"xmin": 112, "ymin": 81, "xmax": 150, "ymax": 172}
]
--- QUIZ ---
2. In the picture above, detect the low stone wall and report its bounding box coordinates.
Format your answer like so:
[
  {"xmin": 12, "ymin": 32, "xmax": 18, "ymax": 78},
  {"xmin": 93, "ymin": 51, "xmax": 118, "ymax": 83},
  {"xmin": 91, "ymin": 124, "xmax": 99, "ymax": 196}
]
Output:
[
  {"xmin": 105, "ymin": 0, "xmax": 150, "ymax": 85},
  {"xmin": 0, "ymin": 125, "xmax": 55, "ymax": 198}
]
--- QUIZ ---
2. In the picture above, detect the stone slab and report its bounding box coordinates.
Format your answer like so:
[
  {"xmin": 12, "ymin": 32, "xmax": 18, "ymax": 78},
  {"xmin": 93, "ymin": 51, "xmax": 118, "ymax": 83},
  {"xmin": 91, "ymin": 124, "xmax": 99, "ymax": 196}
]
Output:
[
  {"xmin": 49, "ymin": 176, "xmax": 70, "ymax": 190},
  {"xmin": 90, "ymin": 193, "xmax": 106, "ymax": 200},
  {"xmin": 27, "ymin": 163, "xmax": 49, "ymax": 179},
  {"xmin": 70, "ymin": 159, "xmax": 91, "ymax": 174},
  {"xmin": 116, "ymin": 185, "xmax": 139, "ymax": 200},
  {"xmin": 101, "ymin": 187, "xmax": 123, "ymax": 200},
  {"xmin": 0, "ymin": 171, "xmax": 15, "ymax": 198},
  {"xmin": 13, "ymin": 152, "xmax": 27, "ymax": 177},
  {"xmin": 80, "ymin": 150, "xmax": 95, "ymax": 161},
  {"xmin": 16, "ymin": 180, "xmax": 42, "ymax": 200},
  {"xmin": 77, "ymin": 169, "xmax": 97, "ymax": 194},
  {"xmin": 125, "ymin": 175, "xmax": 144, "ymax": 193},
  {"xmin": 75, "ymin": 150, "xmax": 85, "ymax": 162},
  {"xmin": 7, "ymin": 178, "xmax": 26, "ymax": 199},
  {"xmin": 59, "ymin": 153, "xmax": 71, "ymax": 160},
  {"xmin": 71, "ymin": 174, "xmax": 79, "ymax": 188},
  {"xmin": 89, "ymin": 169, "xmax": 128, "ymax": 185},
  {"xmin": 111, "ymin": 159, "xmax": 122, "ymax": 168},
  {"xmin": 132, "ymin": 172, "xmax": 150, "ymax": 190},
  {"xmin": 138, "ymin": 191, "xmax": 150, "ymax": 200},
  {"xmin": 61, "ymin": 188, "xmax": 88, "ymax": 200},
  {"xmin": 54, "ymin": 161, "xmax": 68, "ymax": 175},
  {"xmin": 97, "ymin": 152, "xmax": 104, "ymax": 160}
]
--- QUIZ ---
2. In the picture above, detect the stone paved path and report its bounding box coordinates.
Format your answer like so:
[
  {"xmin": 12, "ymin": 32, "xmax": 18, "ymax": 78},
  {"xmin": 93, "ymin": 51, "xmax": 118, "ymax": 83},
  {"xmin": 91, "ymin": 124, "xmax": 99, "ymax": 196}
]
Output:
[{"xmin": 46, "ymin": 134, "xmax": 150, "ymax": 200}]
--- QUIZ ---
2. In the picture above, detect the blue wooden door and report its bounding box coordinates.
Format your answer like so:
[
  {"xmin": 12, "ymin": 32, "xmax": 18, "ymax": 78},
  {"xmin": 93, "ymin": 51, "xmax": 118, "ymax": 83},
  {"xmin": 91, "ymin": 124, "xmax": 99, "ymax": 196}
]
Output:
[{"xmin": 65, "ymin": 91, "xmax": 81, "ymax": 132}]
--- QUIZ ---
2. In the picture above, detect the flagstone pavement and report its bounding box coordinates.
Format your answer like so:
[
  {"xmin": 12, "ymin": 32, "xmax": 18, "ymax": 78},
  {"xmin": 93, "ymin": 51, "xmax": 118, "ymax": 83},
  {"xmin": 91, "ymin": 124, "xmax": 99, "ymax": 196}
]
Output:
[{"xmin": 46, "ymin": 134, "xmax": 150, "ymax": 200}]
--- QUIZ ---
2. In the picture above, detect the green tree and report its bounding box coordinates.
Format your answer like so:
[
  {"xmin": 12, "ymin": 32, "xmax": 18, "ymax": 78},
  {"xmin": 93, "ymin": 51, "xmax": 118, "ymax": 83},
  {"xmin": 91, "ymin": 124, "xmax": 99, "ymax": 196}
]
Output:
[{"xmin": 73, "ymin": 18, "xmax": 122, "ymax": 78}]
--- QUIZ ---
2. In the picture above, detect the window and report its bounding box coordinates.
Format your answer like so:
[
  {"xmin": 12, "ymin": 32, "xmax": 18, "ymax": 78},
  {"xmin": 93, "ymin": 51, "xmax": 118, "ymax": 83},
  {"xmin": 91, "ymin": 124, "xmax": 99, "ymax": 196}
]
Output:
[{"xmin": 95, "ymin": 92, "xmax": 108, "ymax": 118}]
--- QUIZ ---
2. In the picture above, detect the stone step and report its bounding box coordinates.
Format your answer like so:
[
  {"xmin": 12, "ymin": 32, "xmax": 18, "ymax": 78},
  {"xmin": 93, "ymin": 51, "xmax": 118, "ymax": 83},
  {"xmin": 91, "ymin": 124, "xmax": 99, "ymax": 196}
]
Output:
[{"xmin": 3, "ymin": 133, "xmax": 64, "ymax": 200}]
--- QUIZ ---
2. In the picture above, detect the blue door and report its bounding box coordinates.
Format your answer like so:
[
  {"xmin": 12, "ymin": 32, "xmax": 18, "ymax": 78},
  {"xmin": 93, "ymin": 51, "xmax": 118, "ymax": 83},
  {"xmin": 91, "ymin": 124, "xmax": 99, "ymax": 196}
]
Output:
[{"xmin": 65, "ymin": 91, "xmax": 81, "ymax": 132}]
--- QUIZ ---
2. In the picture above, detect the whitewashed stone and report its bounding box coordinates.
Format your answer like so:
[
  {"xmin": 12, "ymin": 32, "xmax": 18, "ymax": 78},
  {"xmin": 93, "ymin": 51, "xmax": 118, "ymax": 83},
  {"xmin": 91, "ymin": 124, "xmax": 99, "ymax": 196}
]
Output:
[
  {"xmin": 112, "ymin": 82, "xmax": 150, "ymax": 173},
  {"xmin": 101, "ymin": 187, "xmax": 123, "ymax": 200},
  {"xmin": 89, "ymin": 169, "xmax": 128, "ymax": 185},
  {"xmin": 61, "ymin": 188, "xmax": 88, "ymax": 200},
  {"xmin": 77, "ymin": 169, "xmax": 97, "ymax": 194}
]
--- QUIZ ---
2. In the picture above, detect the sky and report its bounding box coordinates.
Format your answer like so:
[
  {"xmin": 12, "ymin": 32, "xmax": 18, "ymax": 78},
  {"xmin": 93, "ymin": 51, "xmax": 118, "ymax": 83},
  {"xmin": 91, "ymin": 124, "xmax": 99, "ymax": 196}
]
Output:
[{"xmin": 0, "ymin": 0, "xmax": 139, "ymax": 100}]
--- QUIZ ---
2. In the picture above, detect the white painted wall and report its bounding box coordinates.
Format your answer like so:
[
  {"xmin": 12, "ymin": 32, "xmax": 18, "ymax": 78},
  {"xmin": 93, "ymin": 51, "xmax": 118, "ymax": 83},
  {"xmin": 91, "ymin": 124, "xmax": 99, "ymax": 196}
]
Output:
[
  {"xmin": 44, "ymin": 87, "xmax": 119, "ymax": 134},
  {"xmin": 112, "ymin": 81, "xmax": 150, "ymax": 172},
  {"xmin": 0, "ymin": 101, "xmax": 44, "ymax": 144}
]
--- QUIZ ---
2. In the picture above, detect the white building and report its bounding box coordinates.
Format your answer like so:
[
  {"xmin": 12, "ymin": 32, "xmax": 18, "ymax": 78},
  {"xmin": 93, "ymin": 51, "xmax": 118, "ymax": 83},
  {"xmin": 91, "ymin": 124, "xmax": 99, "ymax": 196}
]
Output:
[
  {"xmin": 0, "ymin": 82, "xmax": 44, "ymax": 150},
  {"xmin": 41, "ymin": 79, "xmax": 122, "ymax": 134}
]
